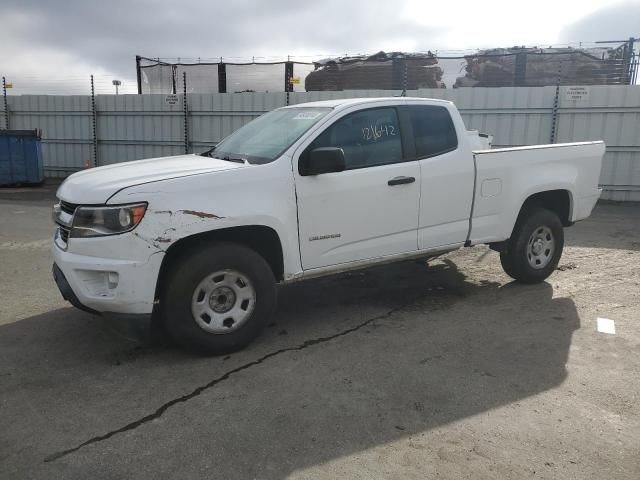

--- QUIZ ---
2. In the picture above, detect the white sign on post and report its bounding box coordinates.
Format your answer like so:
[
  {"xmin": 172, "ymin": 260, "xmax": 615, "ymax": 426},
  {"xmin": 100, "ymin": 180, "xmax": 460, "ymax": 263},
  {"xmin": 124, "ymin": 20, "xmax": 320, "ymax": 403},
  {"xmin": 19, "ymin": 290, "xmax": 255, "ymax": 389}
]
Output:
[
  {"xmin": 165, "ymin": 94, "xmax": 180, "ymax": 106},
  {"xmin": 562, "ymin": 86, "xmax": 590, "ymax": 103}
]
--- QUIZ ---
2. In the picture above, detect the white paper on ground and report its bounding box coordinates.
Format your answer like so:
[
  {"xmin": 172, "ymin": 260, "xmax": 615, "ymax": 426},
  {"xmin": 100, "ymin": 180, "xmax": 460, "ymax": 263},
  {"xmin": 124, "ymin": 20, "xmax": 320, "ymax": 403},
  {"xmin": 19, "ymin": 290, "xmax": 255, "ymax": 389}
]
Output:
[{"xmin": 596, "ymin": 317, "xmax": 616, "ymax": 335}]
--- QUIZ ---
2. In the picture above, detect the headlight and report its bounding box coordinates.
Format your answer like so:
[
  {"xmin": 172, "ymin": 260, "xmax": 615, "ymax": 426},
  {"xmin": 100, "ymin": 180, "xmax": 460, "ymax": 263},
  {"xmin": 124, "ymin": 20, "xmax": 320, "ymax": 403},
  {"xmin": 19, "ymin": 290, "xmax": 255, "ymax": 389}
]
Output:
[{"xmin": 71, "ymin": 203, "xmax": 147, "ymax": 238}]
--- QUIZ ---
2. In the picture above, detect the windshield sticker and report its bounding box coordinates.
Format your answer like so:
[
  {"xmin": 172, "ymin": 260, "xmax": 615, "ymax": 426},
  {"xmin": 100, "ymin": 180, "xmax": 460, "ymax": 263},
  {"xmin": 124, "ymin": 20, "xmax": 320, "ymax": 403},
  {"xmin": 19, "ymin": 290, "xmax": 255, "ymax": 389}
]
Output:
[{"xmin": 293, "ymin": 111, "xmax": 323, "ymax": 120}]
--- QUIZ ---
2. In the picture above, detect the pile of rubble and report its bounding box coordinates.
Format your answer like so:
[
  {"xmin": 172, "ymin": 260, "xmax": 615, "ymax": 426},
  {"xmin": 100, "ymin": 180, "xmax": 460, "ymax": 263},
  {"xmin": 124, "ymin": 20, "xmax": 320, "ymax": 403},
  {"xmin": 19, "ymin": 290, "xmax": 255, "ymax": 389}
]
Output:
[
  {"xmin": 454, "ymin": 46, "xmax": 627, "ymax": 87},
  {"xmin": 305, "ymin": 51, "xmax": 444, "ymax": 91}
]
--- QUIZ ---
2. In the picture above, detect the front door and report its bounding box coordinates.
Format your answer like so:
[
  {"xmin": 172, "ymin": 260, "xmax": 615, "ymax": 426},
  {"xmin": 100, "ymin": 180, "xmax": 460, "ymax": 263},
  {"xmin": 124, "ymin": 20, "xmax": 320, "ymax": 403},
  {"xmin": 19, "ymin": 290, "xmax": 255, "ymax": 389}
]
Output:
[{"xmin": 294, "ymin": 106, "xmax": 421, "ymax": 270}]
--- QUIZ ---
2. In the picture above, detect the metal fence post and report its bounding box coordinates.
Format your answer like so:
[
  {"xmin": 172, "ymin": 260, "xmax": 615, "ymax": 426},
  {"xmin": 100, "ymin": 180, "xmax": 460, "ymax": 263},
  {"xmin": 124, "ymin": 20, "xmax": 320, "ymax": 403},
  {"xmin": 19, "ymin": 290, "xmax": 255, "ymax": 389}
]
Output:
[
  {"xmin": 135, "ymin": 55, "xmax": 142, "ymax": 94},
  {"xmin": 401, "ymin": 61, "xmax": 408, "ymax": 96},
  {"xmin": 549, "ymin": 61, "xmax": 562, "ymax": 144},
  {"xmin": 285, "ymin": 60, "xmax": 294, "ymax": 106},
  {"xmin": 218, "ymin": 61, "xmax": 227, "ymax": 93},
  {"xmin": 2, "ymin": 76, "xmax": 8, "ymax": 129},
  {"xmin": 623, "ymin": 37, "xmax": 635, "ymax": 84},
  {"xmin": 171, "ymin": 65, "xmax": 178, "ymax": 95},
  {"xmin": 183, "ymin": 72, "xmax": 189, "ymax": 154},
  {"xmin": 90, "ymin": 75, "xmax": 98, "ymax": 167}
]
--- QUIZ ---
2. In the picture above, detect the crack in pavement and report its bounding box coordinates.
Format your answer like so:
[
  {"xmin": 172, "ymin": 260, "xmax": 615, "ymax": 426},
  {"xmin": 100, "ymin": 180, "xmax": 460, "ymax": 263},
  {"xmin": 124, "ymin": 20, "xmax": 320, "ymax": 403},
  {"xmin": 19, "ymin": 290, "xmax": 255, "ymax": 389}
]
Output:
[{"xmin": 44, "ymin": 304, "xmax": 409, "ymax": 463}]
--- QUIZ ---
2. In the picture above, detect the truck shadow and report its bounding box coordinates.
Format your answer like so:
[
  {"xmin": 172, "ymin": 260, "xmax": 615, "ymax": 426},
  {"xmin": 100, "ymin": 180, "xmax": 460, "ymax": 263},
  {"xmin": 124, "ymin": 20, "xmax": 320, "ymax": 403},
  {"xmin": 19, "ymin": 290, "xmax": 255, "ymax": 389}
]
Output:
[{"xmin": 0, "ymin": 259, "xmax": 579, "ymax": 477}]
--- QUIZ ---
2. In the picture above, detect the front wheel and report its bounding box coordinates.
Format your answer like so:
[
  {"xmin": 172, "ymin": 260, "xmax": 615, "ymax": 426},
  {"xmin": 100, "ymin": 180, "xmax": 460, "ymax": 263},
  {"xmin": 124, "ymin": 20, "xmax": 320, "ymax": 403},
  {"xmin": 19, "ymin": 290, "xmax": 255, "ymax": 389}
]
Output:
[
  {"xmin": 160, "ymin": 242, "xmax": 277, "ymax": 354},
  {"xmin": 500, "ymin": 207, "xmax": 564, "ymax": 284}
]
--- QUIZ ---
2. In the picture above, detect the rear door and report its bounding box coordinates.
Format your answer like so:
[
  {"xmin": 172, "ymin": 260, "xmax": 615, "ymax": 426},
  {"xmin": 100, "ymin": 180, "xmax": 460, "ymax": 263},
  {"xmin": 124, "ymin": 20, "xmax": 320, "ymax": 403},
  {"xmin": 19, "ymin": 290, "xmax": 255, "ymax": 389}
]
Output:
[
  {"xmin": 404, "ymin": 104, "xmax": 475, "ymax": 249},
  {"xmin": 294, "ymin": 105, "xmax": 421, "ymax": 270}
]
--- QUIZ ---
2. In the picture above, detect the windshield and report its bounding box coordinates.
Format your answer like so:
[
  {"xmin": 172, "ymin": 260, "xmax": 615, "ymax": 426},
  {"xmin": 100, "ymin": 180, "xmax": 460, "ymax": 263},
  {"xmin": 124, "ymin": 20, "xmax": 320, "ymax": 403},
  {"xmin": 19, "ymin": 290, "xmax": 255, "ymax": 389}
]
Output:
[{"xmin": 207, "ymin": 107, "xmax": 332, "ymax": 164}]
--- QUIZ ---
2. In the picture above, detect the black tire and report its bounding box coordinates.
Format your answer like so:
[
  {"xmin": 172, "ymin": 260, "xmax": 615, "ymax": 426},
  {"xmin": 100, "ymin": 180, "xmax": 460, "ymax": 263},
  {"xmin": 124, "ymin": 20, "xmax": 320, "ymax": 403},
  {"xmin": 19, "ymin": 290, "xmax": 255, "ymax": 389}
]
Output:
[
  {"xmin": 500, "ymin": 207, "xmax": 564, "ymax": 284},
  {"xmin": 499, "ymin": 248, "xmax": 516, "ymax": 279},
  {"xmin": 159, "ymin": 242, "xmax": 276, "ymax": 354}
]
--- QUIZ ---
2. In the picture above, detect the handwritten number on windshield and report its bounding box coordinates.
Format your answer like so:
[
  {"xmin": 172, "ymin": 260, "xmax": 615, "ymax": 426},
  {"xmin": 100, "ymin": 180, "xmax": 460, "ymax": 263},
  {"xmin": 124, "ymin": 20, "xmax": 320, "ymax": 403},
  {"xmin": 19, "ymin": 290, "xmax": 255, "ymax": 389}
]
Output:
[{"xmin": 361, "ymin": 123, "xmax": 396, "ymax": 142}]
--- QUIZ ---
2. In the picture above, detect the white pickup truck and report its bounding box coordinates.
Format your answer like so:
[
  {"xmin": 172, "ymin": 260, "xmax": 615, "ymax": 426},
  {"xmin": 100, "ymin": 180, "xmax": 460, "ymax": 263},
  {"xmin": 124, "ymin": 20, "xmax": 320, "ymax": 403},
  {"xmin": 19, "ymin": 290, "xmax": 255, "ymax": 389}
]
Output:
[{"xmin": 52, "ymin": 97, "xmax": 604, "ymax": 353}]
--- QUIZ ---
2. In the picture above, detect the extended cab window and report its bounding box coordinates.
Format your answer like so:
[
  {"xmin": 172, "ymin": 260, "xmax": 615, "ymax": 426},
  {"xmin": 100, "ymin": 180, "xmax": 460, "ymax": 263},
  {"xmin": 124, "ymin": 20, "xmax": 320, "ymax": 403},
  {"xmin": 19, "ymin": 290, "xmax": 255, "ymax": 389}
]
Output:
[
  {"xmin": 307, "ymin": 107, "xmax": 403, "ymax": 169},
  {"xmin": 408, "ymin": 105, "xmax": 458, "ymax": 158}
]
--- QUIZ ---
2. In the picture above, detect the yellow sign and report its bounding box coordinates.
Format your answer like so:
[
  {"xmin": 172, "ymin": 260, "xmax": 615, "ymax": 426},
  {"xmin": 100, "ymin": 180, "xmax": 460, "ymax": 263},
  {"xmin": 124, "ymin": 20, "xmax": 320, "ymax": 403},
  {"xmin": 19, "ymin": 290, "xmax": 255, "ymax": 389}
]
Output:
[
  {"xmin": 5, "ymin": 82, "xmax": 13, "ymax": 88},
  {"xmin": 289, "ymin": 77, "xmax": 300, "ymax": 85}
]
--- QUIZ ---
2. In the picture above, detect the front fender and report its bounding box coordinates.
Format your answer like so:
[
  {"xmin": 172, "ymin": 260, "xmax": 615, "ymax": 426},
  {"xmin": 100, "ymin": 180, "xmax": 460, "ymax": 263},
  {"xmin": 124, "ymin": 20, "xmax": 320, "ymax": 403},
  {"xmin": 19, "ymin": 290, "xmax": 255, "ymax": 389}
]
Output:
[{"xmin": 106, "ymin": 160, "xmax": 303, "ymax": 278}]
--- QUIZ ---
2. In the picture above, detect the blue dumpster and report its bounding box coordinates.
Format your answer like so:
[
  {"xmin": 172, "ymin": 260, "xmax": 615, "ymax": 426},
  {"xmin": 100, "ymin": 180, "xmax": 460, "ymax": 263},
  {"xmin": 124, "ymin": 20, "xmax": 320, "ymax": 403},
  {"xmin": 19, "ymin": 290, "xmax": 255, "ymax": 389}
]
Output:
[{"xmin": 0, "ymin": 129, "xmax": 44, "ymax": 186}]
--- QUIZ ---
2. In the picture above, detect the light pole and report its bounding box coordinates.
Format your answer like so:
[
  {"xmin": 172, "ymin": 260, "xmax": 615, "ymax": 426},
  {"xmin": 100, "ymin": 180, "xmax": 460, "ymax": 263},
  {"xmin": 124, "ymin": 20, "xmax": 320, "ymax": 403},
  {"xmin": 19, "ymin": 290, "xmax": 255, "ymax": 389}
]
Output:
[{"xmin": 112, "ymin": 79, "xmax": 122, "ymax": 95}]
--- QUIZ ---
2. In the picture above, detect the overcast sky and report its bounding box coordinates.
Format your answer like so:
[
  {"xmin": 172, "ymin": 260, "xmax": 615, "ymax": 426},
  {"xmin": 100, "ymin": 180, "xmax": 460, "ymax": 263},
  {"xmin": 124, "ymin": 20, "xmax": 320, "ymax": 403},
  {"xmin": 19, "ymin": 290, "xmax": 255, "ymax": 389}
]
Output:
[{"xmin": 2, "ymin": 0, "xmax": 639, "ymax": 94}]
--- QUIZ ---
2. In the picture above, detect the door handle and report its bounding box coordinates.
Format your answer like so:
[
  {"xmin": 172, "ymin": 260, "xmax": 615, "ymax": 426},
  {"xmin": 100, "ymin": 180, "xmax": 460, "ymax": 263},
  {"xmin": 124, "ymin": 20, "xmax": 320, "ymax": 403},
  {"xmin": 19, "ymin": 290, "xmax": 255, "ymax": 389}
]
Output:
[{"xmin": 388, "ymin": 176, "xmax": 415, "ymax": 186}]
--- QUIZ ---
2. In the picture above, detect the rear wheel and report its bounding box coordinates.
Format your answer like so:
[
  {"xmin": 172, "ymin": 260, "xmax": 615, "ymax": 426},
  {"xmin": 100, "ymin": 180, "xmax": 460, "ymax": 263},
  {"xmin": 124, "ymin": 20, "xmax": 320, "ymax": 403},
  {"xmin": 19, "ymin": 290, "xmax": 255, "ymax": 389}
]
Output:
[
  {"xmin": 499, "ymin": 207, "xmax": 564, "ymax": 284},
  {"xmin": 160, "ymin": 242, "xmax": 276, "ymax": 354}
]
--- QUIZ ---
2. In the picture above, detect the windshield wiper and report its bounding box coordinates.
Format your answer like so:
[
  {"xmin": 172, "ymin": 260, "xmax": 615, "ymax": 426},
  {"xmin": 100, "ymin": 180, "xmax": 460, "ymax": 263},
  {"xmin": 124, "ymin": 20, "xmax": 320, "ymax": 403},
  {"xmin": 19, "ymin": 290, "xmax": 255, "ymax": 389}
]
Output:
[
  {"xmin": 200, "ymin": 146, "xmax": 216, "ymax": 158},
  {"xmin": 200, "ymin": 147, "xmax": 249, "ymax": 164}
]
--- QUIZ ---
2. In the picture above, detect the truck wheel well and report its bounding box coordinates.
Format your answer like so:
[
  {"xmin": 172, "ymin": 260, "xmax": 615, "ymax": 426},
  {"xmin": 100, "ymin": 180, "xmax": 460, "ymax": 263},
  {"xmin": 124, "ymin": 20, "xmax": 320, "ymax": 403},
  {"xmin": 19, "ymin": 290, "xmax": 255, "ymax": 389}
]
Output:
[
  {"xmin": 490, "ymin": 190, "xmax": 572, "ymax": 253},
  {"xmin": 154, "ymin": 226, "xmax": 284, "ymax": 300},
  {"xmin": 519, "ymin": 190, "xmax": 572, "ymax": 226}
]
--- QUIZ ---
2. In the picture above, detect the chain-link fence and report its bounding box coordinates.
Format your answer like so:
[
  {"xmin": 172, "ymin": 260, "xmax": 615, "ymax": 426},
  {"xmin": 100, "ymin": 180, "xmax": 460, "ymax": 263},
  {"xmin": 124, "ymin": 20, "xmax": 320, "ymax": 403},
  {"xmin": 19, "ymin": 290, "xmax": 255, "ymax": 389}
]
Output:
[
  {"xmin": 1, "ymin": 40, "xmax": 637, "ymax": 98},
  {"xmin": 137, "ymin": 43, "xmax": 639, "ymax": 94}
]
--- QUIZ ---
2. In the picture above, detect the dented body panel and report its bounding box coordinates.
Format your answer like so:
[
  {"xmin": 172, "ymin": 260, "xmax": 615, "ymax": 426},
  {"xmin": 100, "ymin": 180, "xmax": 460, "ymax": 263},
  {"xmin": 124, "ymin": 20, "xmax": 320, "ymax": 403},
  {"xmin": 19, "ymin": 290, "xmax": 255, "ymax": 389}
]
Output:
[
  {"xmin": 52, "ymin": 97, "xmax": 604, "ymax": 315},
  {"xmin": 107, "ymin": 157, "xmax": 302, "ymax": 278}
]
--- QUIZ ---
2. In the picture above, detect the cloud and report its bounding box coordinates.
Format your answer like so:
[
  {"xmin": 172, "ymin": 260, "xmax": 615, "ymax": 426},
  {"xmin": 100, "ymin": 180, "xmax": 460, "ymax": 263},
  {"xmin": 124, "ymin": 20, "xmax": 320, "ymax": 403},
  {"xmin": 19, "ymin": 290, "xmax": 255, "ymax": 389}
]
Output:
[
  {"xmin": 2, "ymin": 0, "xmax": 635, "ymax": 93},
  {"xmin": 559, "ymin": 0, "xmax": 640, "ymax": 42},
  {"xmin": 2, "ymin": 1, "xmax": 440, "ymax": 77}
]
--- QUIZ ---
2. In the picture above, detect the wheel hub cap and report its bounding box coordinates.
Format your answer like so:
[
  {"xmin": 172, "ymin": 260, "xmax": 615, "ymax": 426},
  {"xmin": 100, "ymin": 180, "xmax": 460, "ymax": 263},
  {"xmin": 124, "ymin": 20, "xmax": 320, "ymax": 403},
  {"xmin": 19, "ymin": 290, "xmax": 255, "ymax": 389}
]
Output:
[
  {"xmin": 531, "ymin": 238, "xmax": 544, "ymax": 255},
  {"xmin": 527, "ymin": 226, "xmax": 555, "ymax": 270},
  {"xmin": 191, "ymin": 270, "xmax": 256, "ymax": 334},
  {"xmin": 209, "ymin": 286, "xmax": 236, "ymax": 313}
]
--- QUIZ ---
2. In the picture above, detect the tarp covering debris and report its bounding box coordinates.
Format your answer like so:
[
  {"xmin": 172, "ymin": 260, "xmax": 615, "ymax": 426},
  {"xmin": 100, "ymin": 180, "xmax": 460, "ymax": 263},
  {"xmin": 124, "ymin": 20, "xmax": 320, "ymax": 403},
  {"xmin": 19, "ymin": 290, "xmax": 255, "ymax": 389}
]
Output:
[
  {"xmin": 454, "ymin": 47, "xmax": 629, "ymax": 87},
  {"xmin": 305, "ymin": 51, "xmax": 444, "ymax": 91}
]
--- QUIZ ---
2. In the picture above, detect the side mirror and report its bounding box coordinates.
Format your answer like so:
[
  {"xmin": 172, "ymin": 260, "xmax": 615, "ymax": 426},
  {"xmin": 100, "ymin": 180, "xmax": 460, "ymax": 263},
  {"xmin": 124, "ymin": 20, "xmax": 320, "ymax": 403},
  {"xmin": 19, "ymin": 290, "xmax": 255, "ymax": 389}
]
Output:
[{"xmin": 299, "ymin": 147, "xmax": 346, "ymax": 176}]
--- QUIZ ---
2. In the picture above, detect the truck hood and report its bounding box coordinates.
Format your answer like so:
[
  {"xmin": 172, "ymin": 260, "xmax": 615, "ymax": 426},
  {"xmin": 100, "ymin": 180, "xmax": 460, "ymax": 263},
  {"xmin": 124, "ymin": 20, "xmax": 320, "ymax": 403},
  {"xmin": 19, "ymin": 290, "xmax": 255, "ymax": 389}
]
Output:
[{"xmin": 56, "ymin": 154, "xmax": 245, "ymax": 204}]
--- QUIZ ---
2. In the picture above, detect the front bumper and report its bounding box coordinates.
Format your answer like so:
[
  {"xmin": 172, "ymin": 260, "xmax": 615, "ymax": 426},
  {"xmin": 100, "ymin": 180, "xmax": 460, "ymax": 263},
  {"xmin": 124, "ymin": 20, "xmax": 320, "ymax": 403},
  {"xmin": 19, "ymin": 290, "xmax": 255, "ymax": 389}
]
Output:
[
  {"xmin": 52, "ymin": 263, "xmax": 100, "ymax": 315},
  {"xmin": 52, "ymin": 236, "xmax": 164, "ymax": 315}
]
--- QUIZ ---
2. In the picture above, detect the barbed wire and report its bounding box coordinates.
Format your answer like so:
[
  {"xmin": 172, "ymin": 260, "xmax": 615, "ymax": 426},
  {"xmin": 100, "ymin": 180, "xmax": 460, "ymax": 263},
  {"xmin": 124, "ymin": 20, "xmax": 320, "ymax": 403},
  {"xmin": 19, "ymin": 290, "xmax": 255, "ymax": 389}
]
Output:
[{"xmin": 136, "ymin": 40, "xmax": 631, "ymax": 63}]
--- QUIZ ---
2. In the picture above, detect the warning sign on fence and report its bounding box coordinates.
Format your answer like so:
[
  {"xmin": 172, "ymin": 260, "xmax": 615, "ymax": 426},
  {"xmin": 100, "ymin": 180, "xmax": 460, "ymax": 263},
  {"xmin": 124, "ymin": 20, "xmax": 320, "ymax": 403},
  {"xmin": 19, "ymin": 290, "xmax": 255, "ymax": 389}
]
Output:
[
  {"xmin": 165, "ymin": 94, "xmax": 180, "ymax": 105},
  {"xmin": 562, "ymin": 86, "xmax": 590, "ymax": 103}
]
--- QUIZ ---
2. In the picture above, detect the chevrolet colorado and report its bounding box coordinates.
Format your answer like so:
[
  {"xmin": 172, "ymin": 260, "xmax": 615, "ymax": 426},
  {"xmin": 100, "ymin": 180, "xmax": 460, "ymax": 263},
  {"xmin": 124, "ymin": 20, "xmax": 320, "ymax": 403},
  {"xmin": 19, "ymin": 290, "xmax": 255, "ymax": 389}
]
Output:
[{"xmin": 52, "ymin": 97, "xmax": 604, "ymax": 353}]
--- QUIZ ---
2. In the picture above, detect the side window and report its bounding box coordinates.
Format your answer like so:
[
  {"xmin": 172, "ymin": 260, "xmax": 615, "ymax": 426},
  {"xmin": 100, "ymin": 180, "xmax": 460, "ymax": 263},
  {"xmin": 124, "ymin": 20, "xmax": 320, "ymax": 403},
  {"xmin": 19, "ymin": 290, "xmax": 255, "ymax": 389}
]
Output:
[
  {"xmin": 408, "ymin": 106, "xmax": 458, "ymax": 158},
  {"xmin": 307, "ymin": 107, "xmax": 403, "ymax": 169}
]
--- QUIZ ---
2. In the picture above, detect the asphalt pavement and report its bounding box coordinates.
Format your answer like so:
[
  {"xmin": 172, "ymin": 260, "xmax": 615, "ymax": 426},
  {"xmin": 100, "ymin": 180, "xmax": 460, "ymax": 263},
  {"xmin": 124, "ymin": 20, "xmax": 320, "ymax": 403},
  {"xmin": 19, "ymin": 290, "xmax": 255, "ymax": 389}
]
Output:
[{"xmin": 1, "ymin": 185, "xmax": 638, "ymax": 479}]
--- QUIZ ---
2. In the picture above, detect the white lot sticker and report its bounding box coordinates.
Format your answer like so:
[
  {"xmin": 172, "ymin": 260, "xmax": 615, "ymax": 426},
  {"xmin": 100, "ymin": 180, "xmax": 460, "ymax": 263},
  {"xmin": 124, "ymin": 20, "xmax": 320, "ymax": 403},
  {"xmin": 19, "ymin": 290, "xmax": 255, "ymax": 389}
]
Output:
[
  {"xmin": 596, "ymin": 317, "xmax": 616, "ymax": 335},
  {"xmin": 293, "ymin": 111, "xmax": 323, "ymax": 120}
]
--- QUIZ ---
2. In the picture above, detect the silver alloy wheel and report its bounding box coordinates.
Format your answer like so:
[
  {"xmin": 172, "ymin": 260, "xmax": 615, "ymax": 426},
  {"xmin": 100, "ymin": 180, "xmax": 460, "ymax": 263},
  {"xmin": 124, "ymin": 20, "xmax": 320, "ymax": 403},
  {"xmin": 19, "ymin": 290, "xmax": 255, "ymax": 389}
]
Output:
[
  {"xmin": 526, "ymin": 226, "xmax": 555, "ymax": 269},
  {"xmin": 191, "ymin": 269, "xmax": 256, "ymax": 334}
]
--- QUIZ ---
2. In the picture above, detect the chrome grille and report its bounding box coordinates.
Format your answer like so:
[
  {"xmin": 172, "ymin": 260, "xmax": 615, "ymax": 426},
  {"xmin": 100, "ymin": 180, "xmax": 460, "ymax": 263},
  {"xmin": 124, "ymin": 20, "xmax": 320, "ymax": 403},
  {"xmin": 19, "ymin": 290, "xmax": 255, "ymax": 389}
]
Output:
[
  {"xmin": 60, "ymin": 201, "xmax": 78, "ymax": 215},
  {"xmin": 54, "ymin": 199, "xmax": 76, "ymax": 250}
]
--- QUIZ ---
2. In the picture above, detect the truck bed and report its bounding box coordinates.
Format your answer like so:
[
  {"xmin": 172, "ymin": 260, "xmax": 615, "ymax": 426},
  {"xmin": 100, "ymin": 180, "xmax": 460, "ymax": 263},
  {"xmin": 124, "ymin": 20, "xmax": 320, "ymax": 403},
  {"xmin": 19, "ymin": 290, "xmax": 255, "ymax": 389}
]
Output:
[{"xmin": 468, "ymin": 141, "xmax": 605, "ymax": 245}]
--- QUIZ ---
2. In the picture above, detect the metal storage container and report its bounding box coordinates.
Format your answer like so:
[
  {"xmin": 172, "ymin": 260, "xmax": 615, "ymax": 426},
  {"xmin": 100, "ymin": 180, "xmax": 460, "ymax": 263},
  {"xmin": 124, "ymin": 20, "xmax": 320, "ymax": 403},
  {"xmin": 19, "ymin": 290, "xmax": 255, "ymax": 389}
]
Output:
[{"xmin": 0, "ymin": 129, "xmax": 44, "ymax": 186}]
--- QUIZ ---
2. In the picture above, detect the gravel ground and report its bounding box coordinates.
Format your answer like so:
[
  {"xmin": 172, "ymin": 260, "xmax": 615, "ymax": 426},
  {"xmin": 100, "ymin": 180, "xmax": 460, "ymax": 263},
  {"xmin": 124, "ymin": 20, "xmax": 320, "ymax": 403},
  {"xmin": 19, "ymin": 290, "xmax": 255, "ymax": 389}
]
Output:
[{"xmin": 0, "ymin": 185, "xmax": 638, "ymax": 479}]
